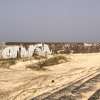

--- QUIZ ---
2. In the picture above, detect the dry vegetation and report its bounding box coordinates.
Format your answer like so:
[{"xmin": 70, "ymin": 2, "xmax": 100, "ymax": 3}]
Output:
[
  {"xmin": 0, "ymin": 59, "xmax": 16, "ymax": 69},
  {"xmin": 27, "ymin": 55, "xmax": 69, "ymax": 70}
]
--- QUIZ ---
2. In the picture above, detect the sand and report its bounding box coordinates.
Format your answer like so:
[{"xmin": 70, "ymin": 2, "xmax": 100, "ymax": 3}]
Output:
[{"xmin": 0, "ymin": 53, "xmax": 100, "ymax": 100}]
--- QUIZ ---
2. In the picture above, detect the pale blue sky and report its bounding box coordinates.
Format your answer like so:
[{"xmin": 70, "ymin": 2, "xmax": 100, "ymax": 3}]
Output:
[{"xmin": 0, "ymin": 0, "xmax": 100, "ymax": 42}]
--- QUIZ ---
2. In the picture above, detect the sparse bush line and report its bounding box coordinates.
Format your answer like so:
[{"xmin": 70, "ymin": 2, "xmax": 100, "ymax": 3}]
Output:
[{"xmin": 27, "ymin": 55, "xmax": 69, "ymax": 70}]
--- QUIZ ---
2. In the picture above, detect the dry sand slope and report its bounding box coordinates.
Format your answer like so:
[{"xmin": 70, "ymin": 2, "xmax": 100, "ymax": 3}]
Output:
[{"xmin": 0, "ymin": 53, "xmax": 100, "ymax": 100}]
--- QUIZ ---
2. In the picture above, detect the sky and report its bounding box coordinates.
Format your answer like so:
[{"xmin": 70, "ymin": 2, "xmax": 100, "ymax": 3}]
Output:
[{"xmin": 0, "ymin": 0, "xmax": 100, "ymax": 42}]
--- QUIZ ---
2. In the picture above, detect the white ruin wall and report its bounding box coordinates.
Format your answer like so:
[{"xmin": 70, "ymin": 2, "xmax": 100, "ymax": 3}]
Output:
[{"xmin": 0, "ymin": 43, "xmax": 52, "ymax": 59}]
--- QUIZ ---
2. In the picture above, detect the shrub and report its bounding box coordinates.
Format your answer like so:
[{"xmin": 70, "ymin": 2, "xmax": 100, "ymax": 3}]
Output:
[
  {"xmin": 27, "ymin": 55, "xmax": 69, "ymax": 70},
  {"xmin": 40, "ymin": 55, "xmax": 68, "ymax": 66},
  {"xmin": 8, "ymin": 59, "xmax": 16, "ymax": 65},
  {"xmin": 0, "ymin": 59, "xmax": 16, "ymax": 69}
]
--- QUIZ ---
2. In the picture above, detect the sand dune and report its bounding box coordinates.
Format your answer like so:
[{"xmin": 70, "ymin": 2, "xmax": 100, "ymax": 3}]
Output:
[{"xmin": 0, "ymin": 53, "xmax": 100, "ymax": 100}]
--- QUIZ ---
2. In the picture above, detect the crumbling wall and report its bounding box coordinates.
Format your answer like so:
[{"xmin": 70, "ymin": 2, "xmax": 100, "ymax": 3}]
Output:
[{"xmin": 0, "ymin": 43, "xmax": 52, "ymax": 59}]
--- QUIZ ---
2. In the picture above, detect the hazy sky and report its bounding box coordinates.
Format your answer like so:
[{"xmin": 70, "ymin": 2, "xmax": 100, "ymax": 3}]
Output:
[{"xmin": 0, "ymin": 0, "xmax": 100, "ymax": 42}]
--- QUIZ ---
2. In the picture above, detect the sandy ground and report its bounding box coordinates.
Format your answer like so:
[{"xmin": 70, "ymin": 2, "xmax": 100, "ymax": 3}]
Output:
[{"xmin": 0, "ymin": 53, "xmax": 100, "ymax": 100}]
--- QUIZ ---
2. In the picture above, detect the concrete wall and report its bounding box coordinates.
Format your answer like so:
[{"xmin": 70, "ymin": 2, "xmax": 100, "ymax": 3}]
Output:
[{"xmin": 0, "ymin": 43, "xmax": 51, "ymax": 59}]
